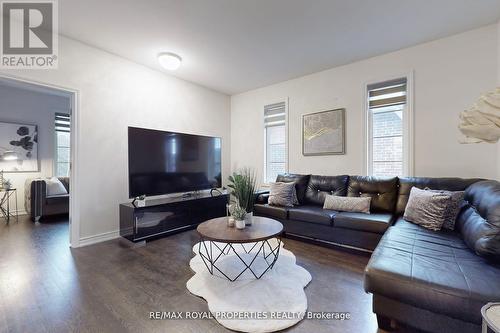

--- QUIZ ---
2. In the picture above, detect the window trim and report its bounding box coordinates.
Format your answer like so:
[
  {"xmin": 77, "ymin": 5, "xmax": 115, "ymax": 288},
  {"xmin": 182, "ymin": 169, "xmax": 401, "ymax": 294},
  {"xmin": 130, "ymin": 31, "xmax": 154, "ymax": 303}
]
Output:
[
  {"xmin": 263, "ymin": 99, "xmax": 289, "ymax": 184},
  {"xmin": 363, "ymin": 72, "xmax": 414, "ymax": 177},
  {"xmin": 54, "ymin": 111, "xmax": 71, "ymax": 177}
]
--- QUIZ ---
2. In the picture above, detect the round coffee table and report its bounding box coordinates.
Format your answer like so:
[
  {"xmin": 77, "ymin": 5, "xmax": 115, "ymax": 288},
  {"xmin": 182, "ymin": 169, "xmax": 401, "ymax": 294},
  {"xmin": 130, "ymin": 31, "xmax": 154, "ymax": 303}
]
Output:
[{"xmin": 196, "ymin": 216, "xmax": 284, "ymax": 281}]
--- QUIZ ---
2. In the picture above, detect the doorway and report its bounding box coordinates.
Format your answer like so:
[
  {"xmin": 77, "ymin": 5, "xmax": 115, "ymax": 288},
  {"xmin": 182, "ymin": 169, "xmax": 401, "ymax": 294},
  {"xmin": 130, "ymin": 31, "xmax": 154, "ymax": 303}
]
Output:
[{"xmin": 0, "ymin": 75, "xmax": 79, "ymax": 247}]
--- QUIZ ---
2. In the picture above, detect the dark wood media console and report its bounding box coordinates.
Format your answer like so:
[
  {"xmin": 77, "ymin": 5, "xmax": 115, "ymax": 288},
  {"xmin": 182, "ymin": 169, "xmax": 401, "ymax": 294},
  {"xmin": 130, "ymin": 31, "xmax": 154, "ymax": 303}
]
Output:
[{"xmin": 119, "ymin": 192, "xmax": 229, "ymax": 242}]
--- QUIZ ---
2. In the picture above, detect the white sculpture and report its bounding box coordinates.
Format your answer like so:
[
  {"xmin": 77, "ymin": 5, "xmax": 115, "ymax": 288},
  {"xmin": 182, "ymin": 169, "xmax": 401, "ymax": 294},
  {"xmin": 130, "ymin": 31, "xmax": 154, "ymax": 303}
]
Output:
[{"xmin": 458, "ymin": 87, "xmax": 500, "ymax": 143}]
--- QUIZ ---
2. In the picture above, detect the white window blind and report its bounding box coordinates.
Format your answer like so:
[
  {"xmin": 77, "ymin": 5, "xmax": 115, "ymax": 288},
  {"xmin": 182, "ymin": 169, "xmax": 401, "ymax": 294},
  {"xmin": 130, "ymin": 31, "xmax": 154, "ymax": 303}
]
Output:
[
  {"xmin": 264, "ymin": 102, "xmax": 287, "ymax": 183},
  {"xmin": 55, "ymin": 113, "xmax": 70, "ymax": 177},
  {"xmin": 367, "ymin": 78, "xmax": 407, "ymax": 177}
]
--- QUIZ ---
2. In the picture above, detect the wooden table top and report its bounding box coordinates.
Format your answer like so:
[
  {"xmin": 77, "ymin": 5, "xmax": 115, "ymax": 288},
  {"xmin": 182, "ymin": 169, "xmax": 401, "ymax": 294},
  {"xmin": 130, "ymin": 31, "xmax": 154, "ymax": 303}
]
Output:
[{"xmin": 197, "ymin": 216, "xmax": 283, "ymax": 243}]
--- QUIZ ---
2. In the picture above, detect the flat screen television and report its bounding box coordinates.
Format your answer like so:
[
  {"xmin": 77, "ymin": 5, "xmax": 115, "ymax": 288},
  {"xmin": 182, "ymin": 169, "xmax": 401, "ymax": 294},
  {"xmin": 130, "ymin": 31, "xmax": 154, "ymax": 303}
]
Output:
[{"xmin": 128, "ymin": 127, "xmax": 222, "ymax": 198}]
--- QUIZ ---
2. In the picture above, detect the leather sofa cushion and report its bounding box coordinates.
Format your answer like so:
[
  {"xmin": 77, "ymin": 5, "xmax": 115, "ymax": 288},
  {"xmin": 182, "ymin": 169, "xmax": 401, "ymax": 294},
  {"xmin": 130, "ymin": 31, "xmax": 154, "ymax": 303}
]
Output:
[
  {"xmin": 395, "ymin": 177, "xmax": 480, "ymax": 215},
  {"xmin": 283, "ymin": 218, "xmax": 383, "ymax": 251},
  {"xmin": 304, "ymin": 175, "xmax": 349, "ymax": 206},
  {"xmin": 45, "ymin": 194, "xmax": 70, "ymax": 205},
  {"xmin": 347, "ymin": 176, "xmax": 398, "ymax": 213},
  {"xmin": 253, "ymin": 204, "xmax": 288, "ymax": 219},
  {"xmin": 334, "ymin": 212, "xmax": 393, "ymax": 234},
  {"xmin": 276, "ymin": 173, "xmax": 311, "ymax": 204},
  {"xmin": 288, "ymin": 205, "xmax": 336, "ymax": 226},
  {"xmin": 44, "ymin": 194, "xmax": 70, "ymax": 216},
  {"xmin": 364, "ymin": 218, "xmax": 500, "ymax": 324},
  {"xmin": 456, "ymin": 180, "xmax": 500, "ymax": 260}
]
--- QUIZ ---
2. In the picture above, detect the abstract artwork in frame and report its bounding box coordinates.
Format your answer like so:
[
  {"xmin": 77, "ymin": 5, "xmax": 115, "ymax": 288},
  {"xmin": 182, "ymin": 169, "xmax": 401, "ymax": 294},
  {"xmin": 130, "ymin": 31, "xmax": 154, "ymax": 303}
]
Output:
[
  {"xmin": 0, "ymin": 121, "xmax": 38, "ymax": 172},
  {"xmin": 302, "ymin": 108, "xmax": 345, "ymax": 155}
]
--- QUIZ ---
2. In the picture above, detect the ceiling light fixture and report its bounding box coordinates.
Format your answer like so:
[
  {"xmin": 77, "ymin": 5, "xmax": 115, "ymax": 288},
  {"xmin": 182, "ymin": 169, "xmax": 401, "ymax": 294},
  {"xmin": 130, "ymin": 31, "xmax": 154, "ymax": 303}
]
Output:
[{"xmin": 158, "ymin": 52, "xmax": 182, "ymax": 71}]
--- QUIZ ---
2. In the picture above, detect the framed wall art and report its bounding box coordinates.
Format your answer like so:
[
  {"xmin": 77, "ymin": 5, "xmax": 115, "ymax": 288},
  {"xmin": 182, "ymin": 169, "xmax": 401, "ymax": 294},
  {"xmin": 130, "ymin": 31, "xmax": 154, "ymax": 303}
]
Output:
[
  {"xmin": 302, "ymin": 108, "xmax": 345, "ymax": 155},
  {"xmin": 0, "ymin": 121, "xmax": 38, "ymax": 172}
]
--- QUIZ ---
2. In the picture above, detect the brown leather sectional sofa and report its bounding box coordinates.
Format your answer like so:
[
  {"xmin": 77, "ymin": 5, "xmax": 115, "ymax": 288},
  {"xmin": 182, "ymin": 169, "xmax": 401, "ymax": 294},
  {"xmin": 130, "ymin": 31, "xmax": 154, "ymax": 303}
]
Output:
[{"xmin": 254, "ymin": 173, "xmax": 500, "ymax": 333}]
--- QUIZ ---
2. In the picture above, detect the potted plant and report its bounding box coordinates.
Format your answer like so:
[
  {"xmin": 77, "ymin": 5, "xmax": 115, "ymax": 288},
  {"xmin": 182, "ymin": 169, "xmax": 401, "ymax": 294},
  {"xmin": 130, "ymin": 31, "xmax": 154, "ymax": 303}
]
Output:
[
  {"xmin": 232, "ymin": 205, "xmax": 247, "ymax": 230},
  {"xmin": 227, "ymin": 168, "xmax": 258, "ymax": 225}
]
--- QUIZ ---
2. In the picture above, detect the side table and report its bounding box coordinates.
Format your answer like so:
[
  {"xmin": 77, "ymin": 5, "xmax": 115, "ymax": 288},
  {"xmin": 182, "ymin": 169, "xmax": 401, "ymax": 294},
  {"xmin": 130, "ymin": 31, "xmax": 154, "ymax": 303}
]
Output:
[
  {"xmin": 0, "ymin": 188, "xmax": 18, "ymax": 223},
  {"xmin": 482, "ymin": 303, "xmax": 500, "ymax": 333}
]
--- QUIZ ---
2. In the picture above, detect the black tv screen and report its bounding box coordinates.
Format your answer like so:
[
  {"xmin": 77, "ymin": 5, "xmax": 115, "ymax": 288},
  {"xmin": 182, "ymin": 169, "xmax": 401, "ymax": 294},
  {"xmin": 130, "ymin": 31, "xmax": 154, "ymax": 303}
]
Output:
[{"xmin": 128, "ymin": 127, "xmax": 222, "ymax": 198}]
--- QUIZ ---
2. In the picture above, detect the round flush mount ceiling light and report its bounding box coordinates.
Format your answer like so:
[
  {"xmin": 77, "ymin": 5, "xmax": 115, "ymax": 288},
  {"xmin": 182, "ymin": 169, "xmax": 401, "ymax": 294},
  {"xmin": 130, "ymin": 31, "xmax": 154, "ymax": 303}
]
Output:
[{"xmin": 158, "ymin": 52, "xmax": 182, "ymax": 71}]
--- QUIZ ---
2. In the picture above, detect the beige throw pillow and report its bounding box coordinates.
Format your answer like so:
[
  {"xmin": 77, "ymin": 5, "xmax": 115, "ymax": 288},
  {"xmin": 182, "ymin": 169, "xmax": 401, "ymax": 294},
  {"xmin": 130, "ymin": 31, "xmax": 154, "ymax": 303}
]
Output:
[
  {"xmin": 323, "ymin": 195, "xmax": 371, "ymax": 214},
  {"xmin": 403, "ymin": 187, "xmax": 451, "ymax": 231},
  {"xmin": 268, "ymin": 182, "xmax": 295, "ymax": 207},
  {"xmin": 424, "ymin": 188, "xmax": 465, "ymax": 230}
]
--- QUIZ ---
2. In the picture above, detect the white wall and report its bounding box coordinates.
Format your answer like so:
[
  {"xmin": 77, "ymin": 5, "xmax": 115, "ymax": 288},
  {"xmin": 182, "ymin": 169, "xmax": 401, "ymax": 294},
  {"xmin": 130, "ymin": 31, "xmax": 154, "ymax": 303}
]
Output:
[
  {"xmin": 0, "ymin": 36, "xmax": 231, "ymax": 245},
  {"xmin": 0, "ymin": 85, "xmax": 71, "ymax": 214},
  {"xmin": 231, "ymin": 24, "xmax": 499, "ymax": 180}
]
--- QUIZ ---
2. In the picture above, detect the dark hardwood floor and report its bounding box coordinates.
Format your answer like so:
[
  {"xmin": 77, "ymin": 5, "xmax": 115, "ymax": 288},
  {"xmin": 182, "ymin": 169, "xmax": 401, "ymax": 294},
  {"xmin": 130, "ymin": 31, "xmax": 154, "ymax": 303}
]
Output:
[{"xmin": 0, "ymin": 215, "xmax": 388, "ymax": 332}]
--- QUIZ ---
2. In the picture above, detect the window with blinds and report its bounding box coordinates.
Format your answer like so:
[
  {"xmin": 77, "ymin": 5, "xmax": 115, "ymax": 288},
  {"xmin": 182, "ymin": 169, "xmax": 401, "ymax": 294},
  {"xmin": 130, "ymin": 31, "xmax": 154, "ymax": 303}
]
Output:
[
  {"xmin": 55, "ymin": 113, "xmax": 70, "ymax": 177},
  {"xmin": 367, "ymin": 78, "xmax": 407, "ymax": 177},
  {"xmin": 264, "ymin": 102, "xmax": 287, "ymax": 183}
]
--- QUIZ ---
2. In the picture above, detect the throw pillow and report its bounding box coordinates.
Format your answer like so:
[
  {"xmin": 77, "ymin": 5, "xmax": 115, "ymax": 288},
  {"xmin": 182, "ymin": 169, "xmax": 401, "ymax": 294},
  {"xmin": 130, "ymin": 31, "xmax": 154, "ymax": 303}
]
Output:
[
  {"xmin": 291, "ymin": 183, "xmax": 299, "ymax": 205},
  {"xmin": 45, "ymin": 177, "xmax": 68, "ymax": 196},
  {"xmin": 276, "ymin": 174, "xmax": 310, "ymax": 204},
  {"xmin": 424, "ymin": 188, "xmax": 465, "ymax": 230},
  {"xmin": 403, "ymin": 187, "xmax": 451, "ymax": 231},
  {"xmin": 323, "ymin": 195, "xmax": 371, "ymax": 214},
  {"xmin": 268, "ymin": 182, "xmax": 295, "ymax": 207}
]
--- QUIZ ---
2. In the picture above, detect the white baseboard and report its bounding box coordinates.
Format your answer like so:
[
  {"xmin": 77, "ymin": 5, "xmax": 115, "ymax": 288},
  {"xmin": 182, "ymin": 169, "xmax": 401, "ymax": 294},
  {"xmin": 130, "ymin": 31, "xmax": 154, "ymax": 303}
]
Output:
[{"xmin": 78, "ymin": 230, "xmax": 120, "ymax": 247}]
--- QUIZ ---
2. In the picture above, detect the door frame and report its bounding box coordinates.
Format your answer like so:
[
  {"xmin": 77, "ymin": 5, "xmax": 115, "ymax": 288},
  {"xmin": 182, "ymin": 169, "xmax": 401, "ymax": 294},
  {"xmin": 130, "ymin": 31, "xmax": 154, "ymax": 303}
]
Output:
[{"xmin": 0, "ymin": 73, "xmax": 81, "ymax": 247}]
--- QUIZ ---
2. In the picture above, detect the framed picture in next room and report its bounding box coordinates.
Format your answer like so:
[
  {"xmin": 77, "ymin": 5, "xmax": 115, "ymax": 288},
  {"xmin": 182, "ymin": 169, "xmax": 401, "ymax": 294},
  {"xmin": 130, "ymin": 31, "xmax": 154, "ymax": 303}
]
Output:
[
  {"xmin": 0, "ymin": 121, "xmax": 38, "ymax": 172},
  {"xmin": 302, "ymin": 108, "xmax": 345, "ymax": 155}
]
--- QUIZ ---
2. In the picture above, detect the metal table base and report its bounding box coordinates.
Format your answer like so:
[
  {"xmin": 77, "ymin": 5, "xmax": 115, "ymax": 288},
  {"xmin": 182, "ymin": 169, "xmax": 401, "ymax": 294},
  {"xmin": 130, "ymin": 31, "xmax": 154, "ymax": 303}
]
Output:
[
  {"xmin": 0, "ymin": 188, "xmax": 18, "ymax": 223},
  {"xmin": 198, "ymin": 237, "xmax": 282, "ymax": 282}
]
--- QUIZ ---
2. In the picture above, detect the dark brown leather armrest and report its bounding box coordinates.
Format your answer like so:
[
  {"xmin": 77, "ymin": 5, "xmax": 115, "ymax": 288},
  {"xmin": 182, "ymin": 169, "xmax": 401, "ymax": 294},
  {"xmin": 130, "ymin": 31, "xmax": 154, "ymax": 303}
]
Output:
[{"xmin": 30, "ymin": 180, "xmax": 47, "ymax": 222}]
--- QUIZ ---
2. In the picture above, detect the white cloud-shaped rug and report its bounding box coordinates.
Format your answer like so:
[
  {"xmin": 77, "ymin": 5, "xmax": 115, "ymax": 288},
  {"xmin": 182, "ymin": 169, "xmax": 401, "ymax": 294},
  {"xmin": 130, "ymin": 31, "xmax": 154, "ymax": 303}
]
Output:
[{"xmin": 187, "ymin": 239, "xmax": 312, "ymax": 333}]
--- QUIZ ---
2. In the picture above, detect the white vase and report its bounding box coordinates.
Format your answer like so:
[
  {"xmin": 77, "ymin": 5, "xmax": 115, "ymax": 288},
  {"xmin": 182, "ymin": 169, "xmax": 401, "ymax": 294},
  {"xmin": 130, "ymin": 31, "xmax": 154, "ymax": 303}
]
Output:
[
  {"xmin": 235, "ymin": 219, "xmax": 245, "ymax": 230},
  {"xmin": 245, "ymin": 212, "xmax": 253, "ymax": 226}
]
